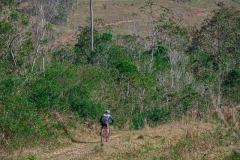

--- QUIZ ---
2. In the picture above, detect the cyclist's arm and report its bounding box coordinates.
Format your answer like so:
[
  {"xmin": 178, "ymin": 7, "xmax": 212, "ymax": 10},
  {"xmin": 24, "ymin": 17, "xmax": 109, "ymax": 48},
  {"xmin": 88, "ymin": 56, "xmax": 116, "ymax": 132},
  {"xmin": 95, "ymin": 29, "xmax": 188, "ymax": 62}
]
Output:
[{"xmin": 109, "ymin": 115, "xmax": 114, "ymax": 123}]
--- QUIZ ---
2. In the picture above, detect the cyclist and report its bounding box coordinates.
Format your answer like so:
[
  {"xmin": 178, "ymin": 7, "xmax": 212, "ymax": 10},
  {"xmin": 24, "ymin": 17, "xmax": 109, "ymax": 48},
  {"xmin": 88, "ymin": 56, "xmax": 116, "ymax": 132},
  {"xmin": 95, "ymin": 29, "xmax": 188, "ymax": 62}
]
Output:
[{"xmin": 100, "ymin": 110, "xmax": 114, "ymax": 138}]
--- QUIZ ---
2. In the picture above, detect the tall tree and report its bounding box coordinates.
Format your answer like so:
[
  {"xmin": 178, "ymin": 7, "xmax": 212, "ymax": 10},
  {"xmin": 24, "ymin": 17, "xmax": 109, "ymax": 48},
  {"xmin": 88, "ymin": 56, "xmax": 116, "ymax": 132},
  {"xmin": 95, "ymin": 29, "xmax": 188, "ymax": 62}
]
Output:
[
  {"xmin": 90, "ymin": 0, "xmax": 94, "ymax": 52},
  {"xmin": 0, "ymin": 0, "xmax": 33, "ymax": 75},
  {"xmin": 189, "ymin": 7, "xmax": 240, "ymax": 132}
]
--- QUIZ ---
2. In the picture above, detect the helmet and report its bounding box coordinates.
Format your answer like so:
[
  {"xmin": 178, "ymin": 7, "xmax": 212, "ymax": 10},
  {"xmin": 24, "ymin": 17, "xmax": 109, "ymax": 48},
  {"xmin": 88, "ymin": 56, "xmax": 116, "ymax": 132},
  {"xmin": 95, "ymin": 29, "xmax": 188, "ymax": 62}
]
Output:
[{"xmin": 105, "ymin": 110, "xmax": 110, "ymax": 114}]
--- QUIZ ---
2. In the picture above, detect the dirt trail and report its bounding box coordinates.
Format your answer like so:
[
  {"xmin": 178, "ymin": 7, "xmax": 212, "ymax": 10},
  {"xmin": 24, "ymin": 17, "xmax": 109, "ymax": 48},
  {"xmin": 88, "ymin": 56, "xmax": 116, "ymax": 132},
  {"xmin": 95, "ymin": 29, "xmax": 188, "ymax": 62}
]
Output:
[
  {"xmin": 50, "ymin": 10, "xmax": 209, "ymax": 47},
  {"xmin": 39, "ymin": 135, "xmax": 121, "ymax": 160},
  {"xmin": 2, "ymin": 120, "xmax": 236, "ymax": 159},
  {"xmin": 34, "ymin": 120, "xmax": 218, "ymax": 160}
]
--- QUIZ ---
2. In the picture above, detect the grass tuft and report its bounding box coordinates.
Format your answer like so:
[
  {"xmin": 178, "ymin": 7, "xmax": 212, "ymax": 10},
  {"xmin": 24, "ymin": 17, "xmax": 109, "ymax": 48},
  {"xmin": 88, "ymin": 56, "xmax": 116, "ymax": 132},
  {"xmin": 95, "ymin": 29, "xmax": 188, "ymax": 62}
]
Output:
[{"xmin": 137, "ymin": 134, "xmax": 144, "ymax": 139}]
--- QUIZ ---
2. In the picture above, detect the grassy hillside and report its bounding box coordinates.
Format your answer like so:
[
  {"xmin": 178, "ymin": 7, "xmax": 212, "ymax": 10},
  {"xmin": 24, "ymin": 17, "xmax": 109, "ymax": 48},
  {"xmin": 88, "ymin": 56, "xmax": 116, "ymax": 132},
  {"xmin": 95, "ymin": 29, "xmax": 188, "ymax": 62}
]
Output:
[{"xmin": 69, "ymin": 0, "xmax": 240, "ymax": 34}]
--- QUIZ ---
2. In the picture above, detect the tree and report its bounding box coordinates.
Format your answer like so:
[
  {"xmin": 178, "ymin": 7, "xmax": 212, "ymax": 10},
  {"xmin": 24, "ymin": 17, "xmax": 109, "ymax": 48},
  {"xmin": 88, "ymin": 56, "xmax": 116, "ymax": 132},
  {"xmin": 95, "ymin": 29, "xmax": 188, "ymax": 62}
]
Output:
[
  {"xmin": 28, "ymin": 0, "xmax": 61, "ymax": 72},
  {"xmin": 0, "ymin": 0, "xmax": 33, "ymax": 75},
  {"xmin": 75, "ymin": 26, "xmax": 112, "ymax": 67},
  {"xmin": 140, "ymin": 1, "xmax": 173, "ymax": 73},
  {"xmin": 18, "ymin": 0, "xmax": 77, "ymax": 73},
  {"xmin": 90, "ymin": 0, "xmax": 94, "ymax": 52},
  {"xmin": 189, "ymin": 7, "xmax": 240, "ymax": 134}
]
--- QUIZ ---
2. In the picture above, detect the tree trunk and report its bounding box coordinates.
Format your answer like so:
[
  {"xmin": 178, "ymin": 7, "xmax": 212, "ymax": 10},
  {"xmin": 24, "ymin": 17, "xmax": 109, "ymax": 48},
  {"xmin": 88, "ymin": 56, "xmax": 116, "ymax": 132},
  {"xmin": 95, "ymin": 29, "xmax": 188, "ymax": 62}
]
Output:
[
  {"xmin": 42, "ymin": 52, "xmax": 45, "ymax": 73},
  {"xmin": 90, "ymin": 0, "xmax": 94, "ymax": 52},
  {"xmin": 149, "ymin": 6, "xmax": 155, "ymax": 73}
]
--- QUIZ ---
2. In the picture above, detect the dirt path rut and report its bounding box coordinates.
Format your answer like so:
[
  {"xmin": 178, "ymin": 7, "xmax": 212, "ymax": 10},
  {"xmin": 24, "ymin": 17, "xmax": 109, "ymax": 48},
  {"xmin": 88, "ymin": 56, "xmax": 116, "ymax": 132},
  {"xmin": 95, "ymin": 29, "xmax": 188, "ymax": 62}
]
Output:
[{"xmin": 36, "ymin": 120, "xmax": 216, "ymax": 160}]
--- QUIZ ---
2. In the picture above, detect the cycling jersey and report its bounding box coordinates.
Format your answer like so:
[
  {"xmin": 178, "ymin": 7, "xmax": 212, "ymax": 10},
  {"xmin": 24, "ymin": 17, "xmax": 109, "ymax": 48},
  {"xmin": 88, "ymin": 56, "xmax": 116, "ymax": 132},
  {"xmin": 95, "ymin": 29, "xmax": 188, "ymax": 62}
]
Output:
[{"xmin": 100, "ymin": 114, "xmax": 114, "ymax": 124}]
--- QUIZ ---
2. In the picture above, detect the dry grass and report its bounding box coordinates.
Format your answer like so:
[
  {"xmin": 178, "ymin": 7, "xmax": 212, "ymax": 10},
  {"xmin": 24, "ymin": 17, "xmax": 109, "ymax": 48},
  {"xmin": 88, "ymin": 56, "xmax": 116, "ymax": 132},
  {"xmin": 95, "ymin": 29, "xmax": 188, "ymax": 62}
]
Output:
[
  {"xmin": 49, "ymin": 0, "xmax": 240, "ymax": 46},
  {"xmin": 38, "ymin": 119, "xmax": 240, "ymax": 159},
  {"xmin": 69, "ymin": 0, "xmax": 240, "ymax": 34},
  {"xmin": 3, "ymin": 118, "xmax": 239, "ymax": 159},
  {"xmin": 88, "ymin": 119, "xmax": 238, "ymax": 160}
]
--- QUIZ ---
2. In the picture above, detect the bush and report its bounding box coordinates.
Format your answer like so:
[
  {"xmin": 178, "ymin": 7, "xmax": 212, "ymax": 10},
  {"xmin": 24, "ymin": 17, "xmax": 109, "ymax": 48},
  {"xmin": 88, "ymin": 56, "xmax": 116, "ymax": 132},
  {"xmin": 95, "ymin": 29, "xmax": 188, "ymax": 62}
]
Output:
[
  {"xmin": 0, "ymin": 95, "xmax": 56, "ymax": 151},
  {"xmin": 132, "ymin": 109, "xmax": 145, "ymax": 129},
  {"xmin": 224, "ymin": 151, "xmax": 240, "ymax": 160},
  {"xmin": 68, "ymin": 86, "xmax": 104, "ymax": 120},
  {"xmin": 29, "ymin": 79, "xmax": 61, "ymax": 109},
  {"xmin": 147, "ymin": 107, "xmax": 171, "ymax": 125}
]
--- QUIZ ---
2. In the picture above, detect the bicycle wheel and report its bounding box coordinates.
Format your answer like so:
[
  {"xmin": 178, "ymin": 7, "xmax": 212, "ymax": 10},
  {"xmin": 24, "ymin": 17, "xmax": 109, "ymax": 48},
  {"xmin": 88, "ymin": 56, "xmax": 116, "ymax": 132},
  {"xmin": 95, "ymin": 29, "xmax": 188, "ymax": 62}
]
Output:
[
  {"xmin": 106, "ymin": 127, "xmax": 110, "ymax": 142},
  {"xmin": 101, "ymin": 127, "xmax": 109, "ymax": 143}
]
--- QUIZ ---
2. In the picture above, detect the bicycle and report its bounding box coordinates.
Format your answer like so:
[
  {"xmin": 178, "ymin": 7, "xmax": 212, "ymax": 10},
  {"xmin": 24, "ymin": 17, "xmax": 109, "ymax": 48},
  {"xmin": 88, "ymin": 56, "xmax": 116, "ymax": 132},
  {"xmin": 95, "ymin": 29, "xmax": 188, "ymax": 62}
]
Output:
[{"xmin": 100, "ymin": 126, "xmax": 110, "ymax": 143}]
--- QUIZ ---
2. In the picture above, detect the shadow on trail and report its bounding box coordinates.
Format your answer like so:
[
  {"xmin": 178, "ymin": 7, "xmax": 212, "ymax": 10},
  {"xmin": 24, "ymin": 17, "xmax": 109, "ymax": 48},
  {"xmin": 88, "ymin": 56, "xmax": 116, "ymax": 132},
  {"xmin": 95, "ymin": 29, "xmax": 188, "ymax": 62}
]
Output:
[{"xmin": 71, "ymin": 138, "xmax": 100, "ymax": 144}]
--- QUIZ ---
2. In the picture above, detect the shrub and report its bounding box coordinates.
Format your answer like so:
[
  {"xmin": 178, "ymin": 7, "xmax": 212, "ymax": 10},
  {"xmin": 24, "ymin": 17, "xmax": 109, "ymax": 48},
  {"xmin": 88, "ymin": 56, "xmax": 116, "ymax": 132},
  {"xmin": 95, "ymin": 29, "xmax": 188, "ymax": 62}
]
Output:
[
  {"xmin": 147, "ymin": 107, "xmax": 171, "ymax": 125},
  {"xmin": 68, "ymin": 86, "xmax": 104, "ymax": 120},
  {"xmin": 132, "ymin": 109, "xmax": 145, "ymax": 129}
]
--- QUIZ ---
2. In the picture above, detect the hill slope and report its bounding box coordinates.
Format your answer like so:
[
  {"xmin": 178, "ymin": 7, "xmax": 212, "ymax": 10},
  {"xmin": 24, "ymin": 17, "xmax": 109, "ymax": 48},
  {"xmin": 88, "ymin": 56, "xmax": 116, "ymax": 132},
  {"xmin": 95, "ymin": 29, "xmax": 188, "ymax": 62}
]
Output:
[
  {"xmin": 55, "ymin": 0, "xmax": 240, "ymax": 44},
  {"xmin": 69, "ymin": 0, "xmax": 240, "ymax": 30}
]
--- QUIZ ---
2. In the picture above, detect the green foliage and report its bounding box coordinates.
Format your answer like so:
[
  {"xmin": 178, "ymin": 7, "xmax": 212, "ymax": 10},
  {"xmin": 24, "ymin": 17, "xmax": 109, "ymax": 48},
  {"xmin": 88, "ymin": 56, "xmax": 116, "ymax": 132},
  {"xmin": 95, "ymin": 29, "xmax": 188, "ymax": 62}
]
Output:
[
  {"xmin": 108, "ymin": 46, "xmax": 129, "ymax": 67},
  {"xmin": 0, "ymin": 2, "xmax": 33, "ymax": 74},
  {"xmin": 0, "ymin": 77, "xmax": 57, "ymax": 151},
  {"xmin": 0, "ymin": 76, "xmax": 16, "ymax": 95},
  {"xmin": 147, "ymin": 107, "xmax": 171, "ymax": 124},
  {"xmin": 223, "ymin": 69, "xmax": 240, "ymax": 88},
  {"xmin": 0, "ymin": 63, "xmax": 84, "ymax": 151},
  {"xmin": 28, "ymin": 155, "xmax": 37, "ymax": 160},
  {"xmin": 224, "ymin": 151, "xmax": 240, "ymax": 160},
  {"xmin": 52, "ymin": 45, "xmax": 76, "ymax": 63},
  {"xmin": 189, "ymin": 8, "xmax": 240, "ymax": 68},
  {"xmin": 198, "ymin": 104, "xmax": 207, "ymax": 113},
  {"xmin": 29, "ymin": 79, "xmax": 61, "ymax": 109},
  {"xmin": 114, "ymin": 34, "xmax": 144, "ymax": 61},
  {"xmin": 28, "ymin": 63, "xmax": 77, "ymax": 110},
  {"xmin": 189, "ymin": 7, "xmax": 240, "ymax": 105},
  {"xmin": 68, "ymin": 86, "xmax": 104, "ymax": 119},
  {"xmin": 75, "ymin": 26, "xmax": 112, "ymax": 66},
  {"xmin": 116, "ymin": 60, "xmax": 138, "ymax": 77},
  {"xmin": 222, "ymin": 69, "xmax": 240, "ymax": 103},
  {"xmin": 132, "ymin": 108, "xmax": 145, "ymax": 129},
  {"xmin": 0, "ymin": 0, "xmax": 15, "ymax": 6},
  {"xmin": 181, "ymin": 85, "xmax": 200, "ymax": 110},
  {"xmin": 132, "ymin": 106, "xmax": 171, "ymax": 129},
  {"xmin": 160, "ymin": 22, "xmax": 188, "ymax": 37},
  {"xmin": 132, "ymin": 72, "xmax": 155, "ymax": 91},
  {"xmin": 154, "ymin": 42, "xmax": 169, "ymax": 72}
]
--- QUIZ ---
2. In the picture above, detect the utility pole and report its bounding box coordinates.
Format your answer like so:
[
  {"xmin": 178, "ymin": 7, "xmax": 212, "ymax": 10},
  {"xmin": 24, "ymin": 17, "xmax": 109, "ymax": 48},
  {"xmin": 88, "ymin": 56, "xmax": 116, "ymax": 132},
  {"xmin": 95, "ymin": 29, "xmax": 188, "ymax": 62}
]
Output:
[{"xmin": 90, "ymin": 0, "xmax": 94, "ymax": 52}]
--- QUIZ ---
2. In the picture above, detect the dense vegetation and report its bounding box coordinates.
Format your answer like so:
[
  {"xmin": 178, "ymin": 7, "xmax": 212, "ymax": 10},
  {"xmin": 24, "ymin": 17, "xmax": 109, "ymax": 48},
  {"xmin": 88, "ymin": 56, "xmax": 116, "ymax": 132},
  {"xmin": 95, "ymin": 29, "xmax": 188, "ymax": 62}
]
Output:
[{"xmin": 0, "ymin": 0, "xmax": 239, "ymax": 155}]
